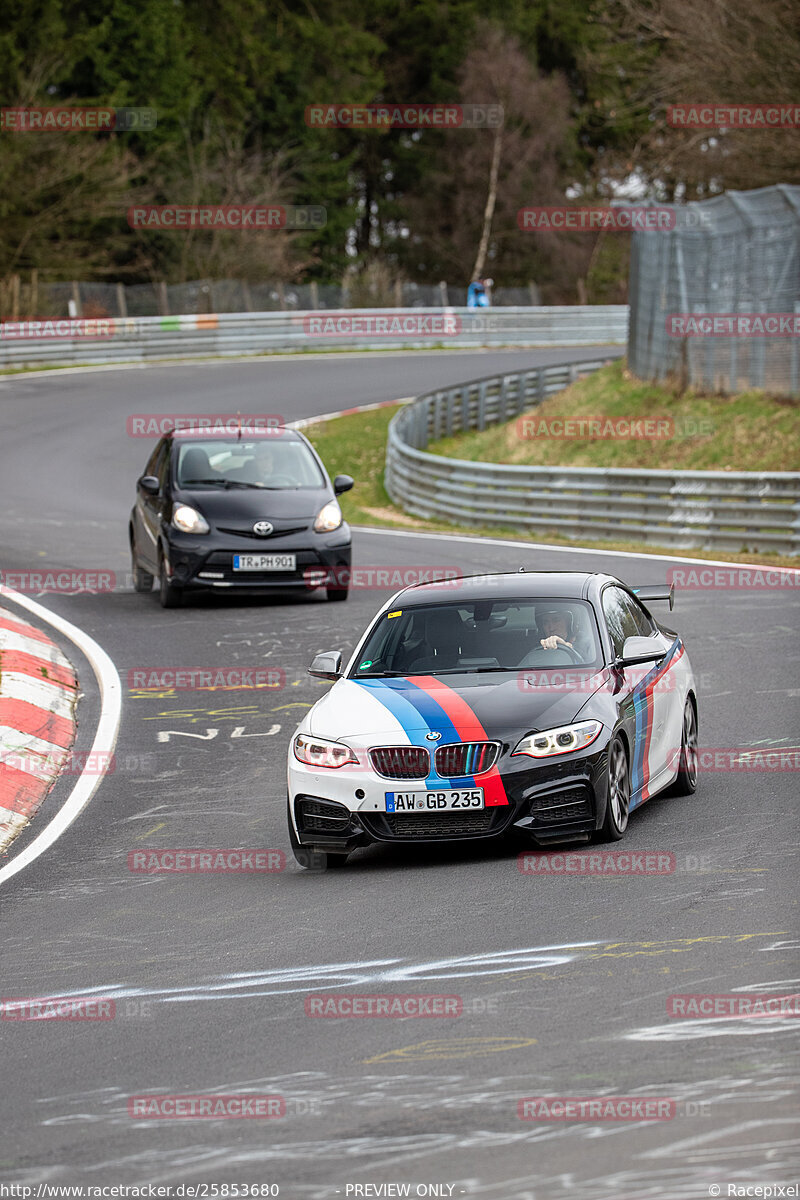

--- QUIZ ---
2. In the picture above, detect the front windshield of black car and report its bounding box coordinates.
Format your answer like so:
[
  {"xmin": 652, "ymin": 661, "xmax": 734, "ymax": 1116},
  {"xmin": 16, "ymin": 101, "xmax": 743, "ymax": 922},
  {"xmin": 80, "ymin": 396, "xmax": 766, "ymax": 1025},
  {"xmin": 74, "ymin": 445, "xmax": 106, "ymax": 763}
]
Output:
[
  {"xmin": 351, "ymin": 598, "xmax": 604, "ymax": 677},
  {"xmin": 174, "ymin": 438, "xmax": 325, "ymax": 490}
]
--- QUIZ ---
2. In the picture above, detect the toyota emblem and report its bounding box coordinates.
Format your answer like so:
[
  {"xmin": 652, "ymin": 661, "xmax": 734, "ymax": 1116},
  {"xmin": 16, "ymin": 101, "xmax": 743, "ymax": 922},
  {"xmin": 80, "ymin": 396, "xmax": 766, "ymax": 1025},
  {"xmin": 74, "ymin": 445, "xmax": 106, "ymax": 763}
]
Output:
[{"xmin": 253, "ymin": 521, "xmax": 273, "ymax": 536}]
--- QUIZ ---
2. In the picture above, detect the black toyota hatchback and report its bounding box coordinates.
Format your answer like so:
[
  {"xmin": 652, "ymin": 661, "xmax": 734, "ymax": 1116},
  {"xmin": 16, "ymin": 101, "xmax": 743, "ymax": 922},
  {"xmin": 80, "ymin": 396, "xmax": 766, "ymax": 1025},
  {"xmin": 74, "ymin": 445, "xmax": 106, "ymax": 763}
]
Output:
[{"xmin": 129, "ymin": 427, "xmax": 353, "ymax": 607}]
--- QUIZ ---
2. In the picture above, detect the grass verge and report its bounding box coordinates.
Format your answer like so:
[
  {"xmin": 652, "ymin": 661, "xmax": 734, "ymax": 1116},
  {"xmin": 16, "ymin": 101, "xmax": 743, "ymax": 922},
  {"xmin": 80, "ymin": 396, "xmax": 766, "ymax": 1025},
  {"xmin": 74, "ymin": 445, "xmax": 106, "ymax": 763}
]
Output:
[{"xmin": 304, "ymin": 389, "xmax": 799, "ymax": 569}]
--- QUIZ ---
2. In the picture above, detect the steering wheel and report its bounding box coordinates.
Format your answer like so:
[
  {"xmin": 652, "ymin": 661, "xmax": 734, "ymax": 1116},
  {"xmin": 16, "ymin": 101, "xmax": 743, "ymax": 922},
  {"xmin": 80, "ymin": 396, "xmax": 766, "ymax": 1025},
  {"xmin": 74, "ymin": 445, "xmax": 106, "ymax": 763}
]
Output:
[{"xmin": 520, "ymin": 645, "xmax": 583, "ymax": 667}]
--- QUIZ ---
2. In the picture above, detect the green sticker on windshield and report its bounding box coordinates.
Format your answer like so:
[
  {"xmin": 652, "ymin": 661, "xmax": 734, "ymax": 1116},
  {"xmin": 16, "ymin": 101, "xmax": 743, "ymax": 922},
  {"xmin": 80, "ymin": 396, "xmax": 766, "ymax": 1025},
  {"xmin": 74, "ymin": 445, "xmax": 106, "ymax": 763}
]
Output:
[{"xmin": 358, "ymin": 660, "xmax": 373, "ymax": 671}]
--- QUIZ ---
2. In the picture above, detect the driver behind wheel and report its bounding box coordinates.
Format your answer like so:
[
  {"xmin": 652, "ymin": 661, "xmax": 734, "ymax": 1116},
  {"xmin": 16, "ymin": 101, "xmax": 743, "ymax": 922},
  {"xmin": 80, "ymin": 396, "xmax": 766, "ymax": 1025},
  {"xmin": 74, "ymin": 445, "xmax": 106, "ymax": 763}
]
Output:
[{"xmin": 537, "ymin": 607, "xmax": 574, "ymax": 652}]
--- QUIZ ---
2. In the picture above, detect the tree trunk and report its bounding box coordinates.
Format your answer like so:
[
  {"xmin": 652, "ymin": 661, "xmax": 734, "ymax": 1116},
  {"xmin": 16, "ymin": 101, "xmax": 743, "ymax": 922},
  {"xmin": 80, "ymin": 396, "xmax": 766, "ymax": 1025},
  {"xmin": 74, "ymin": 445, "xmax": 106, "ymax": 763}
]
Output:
[{"xmin": 471, "ymin": 128, "xmax": 503, "ymax": 281}]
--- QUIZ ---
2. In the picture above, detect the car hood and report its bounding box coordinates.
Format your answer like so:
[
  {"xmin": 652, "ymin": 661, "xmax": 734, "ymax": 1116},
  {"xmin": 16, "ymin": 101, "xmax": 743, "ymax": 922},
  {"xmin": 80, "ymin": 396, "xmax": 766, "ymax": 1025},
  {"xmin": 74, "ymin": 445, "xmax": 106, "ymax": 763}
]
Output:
[
  {"xmin": 174, "ymin": 486, "xmax": 330, "ymax": 522},
  {"xmin": 306, "ymin": 670, "xmax": 612, "ymax": 745}
]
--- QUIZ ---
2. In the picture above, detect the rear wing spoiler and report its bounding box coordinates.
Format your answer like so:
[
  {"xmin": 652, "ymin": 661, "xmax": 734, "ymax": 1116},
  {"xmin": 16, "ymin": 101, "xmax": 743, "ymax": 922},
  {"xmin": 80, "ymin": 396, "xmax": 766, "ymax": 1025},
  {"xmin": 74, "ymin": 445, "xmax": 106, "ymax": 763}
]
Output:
[{"xmin": 632, "ymin": 584, "xmax": 675, "ymax": 610}]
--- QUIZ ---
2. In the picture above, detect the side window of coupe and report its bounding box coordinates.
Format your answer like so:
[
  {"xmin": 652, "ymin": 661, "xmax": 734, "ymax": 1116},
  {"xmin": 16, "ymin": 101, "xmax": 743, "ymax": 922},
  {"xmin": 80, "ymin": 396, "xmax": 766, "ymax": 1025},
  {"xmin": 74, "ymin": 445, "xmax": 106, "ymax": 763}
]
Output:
[{"xmin": 602, "ymin": 586, "xmax": 645, "ymax": 657}]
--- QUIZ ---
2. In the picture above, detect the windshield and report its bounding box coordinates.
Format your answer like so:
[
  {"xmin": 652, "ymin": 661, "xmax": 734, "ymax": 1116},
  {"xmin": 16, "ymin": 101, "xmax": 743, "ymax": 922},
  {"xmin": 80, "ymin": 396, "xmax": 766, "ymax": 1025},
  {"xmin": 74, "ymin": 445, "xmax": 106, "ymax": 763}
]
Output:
[
  {"xmin": 351, "ymin": 599, "xmax": 603, "ymax": 677},
  {"xmin": 174, "ymin": 439, "xmax": 325, "ymax": 490}
]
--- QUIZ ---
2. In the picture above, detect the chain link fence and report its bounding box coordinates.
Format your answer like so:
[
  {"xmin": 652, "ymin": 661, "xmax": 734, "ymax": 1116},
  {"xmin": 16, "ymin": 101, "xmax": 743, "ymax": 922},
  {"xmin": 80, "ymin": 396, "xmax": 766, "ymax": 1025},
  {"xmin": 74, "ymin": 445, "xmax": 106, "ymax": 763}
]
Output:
[
  {"xmin": 0, "ymin": 277, "xmax": 542, "ymax": 319},
  {"xmin": 628, "ymin": 184, "xmax": 800, "ymax": 396}
]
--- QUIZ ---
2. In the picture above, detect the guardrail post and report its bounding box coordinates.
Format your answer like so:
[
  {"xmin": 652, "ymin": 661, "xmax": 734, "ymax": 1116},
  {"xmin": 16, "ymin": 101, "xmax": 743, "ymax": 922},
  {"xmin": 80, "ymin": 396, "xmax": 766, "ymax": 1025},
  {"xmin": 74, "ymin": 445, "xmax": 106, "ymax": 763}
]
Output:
[{"xmin": 477, "ymin": 381, "xmax": 487, "ymax": 430}]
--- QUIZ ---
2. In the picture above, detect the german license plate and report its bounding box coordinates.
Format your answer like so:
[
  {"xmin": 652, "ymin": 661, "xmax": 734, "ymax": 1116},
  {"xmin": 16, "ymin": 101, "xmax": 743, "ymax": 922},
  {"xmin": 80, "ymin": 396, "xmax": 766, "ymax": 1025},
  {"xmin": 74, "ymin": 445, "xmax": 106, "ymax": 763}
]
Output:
[
  {"xmin": 233, "ymin": 554, "xmax": 296, "ymax": 571},
  {"xmin": 385, "ymin": 789, "xmax": 484, "ymax": 813}
]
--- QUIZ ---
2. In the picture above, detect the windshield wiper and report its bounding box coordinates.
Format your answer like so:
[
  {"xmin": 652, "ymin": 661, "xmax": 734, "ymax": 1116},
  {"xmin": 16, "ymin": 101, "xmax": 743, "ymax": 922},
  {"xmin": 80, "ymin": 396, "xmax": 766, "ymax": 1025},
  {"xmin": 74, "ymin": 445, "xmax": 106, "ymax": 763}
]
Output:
[
  {"xmin": 354, "ymin": 670, "xmax": 408, "ymax": 678},
  {"xmin": 181, "ymin": 477, "xmax": 228, "ymax": 487}
]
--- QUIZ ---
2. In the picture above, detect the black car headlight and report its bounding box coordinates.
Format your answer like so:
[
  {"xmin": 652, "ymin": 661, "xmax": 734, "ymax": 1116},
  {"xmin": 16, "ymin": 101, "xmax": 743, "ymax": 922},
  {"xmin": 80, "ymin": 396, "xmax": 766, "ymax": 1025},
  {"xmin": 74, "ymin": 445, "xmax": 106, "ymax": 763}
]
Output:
[
  {"xmin": 512, "ymin": 720, "xmax": 603, "ymax": 759},
  {"xmin": 171, "ymin": 504, "xmax": 210, "ymax": 534},
  {"xmin": 314, "ymin": 500, "xmax": 343, "ymax": 533}
]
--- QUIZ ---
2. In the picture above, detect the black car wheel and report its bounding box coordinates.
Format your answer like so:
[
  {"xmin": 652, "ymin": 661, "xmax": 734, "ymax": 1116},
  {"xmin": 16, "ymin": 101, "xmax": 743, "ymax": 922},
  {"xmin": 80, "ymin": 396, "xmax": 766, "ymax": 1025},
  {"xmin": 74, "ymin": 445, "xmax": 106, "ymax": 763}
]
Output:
[
  {"xmin": 326, "ymin": 585, "xmax": 349, "ymax": 603},
  {"xmin": 600, "ymin": 736, "xmax": 630, "ymax": 841},
  {"xmin": 672, "ymin": 698, "xmax": 699, "ymax": 795},
  {"xmin": 158, "ymin": 551, "xmax": 183, "ymax": 609},
  {"xmin": 130, "ymin": 539, "xmax": 154, "ymax": 593},
  {"xmin": 288, "ymin": 805, "xmax": 349, "ymax": 870}
]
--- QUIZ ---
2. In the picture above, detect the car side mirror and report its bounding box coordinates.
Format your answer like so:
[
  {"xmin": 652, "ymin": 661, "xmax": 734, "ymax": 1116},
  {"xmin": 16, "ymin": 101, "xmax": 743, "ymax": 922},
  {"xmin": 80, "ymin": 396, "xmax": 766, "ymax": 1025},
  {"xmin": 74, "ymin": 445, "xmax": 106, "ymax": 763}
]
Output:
[
  {"xmin": 308, "ymin": 650, "xmax": 343, "ymax": 680},
  {"xmin": 333, "ymin": 474, "xmax": 354, "ymax": 496},
  {"xmin": 138, "ymin": 475, "xmax": 160, "ymax": 496},
  {"xmin": 616, "ymin": 636, "xmax": 665, "ymax": 668}
]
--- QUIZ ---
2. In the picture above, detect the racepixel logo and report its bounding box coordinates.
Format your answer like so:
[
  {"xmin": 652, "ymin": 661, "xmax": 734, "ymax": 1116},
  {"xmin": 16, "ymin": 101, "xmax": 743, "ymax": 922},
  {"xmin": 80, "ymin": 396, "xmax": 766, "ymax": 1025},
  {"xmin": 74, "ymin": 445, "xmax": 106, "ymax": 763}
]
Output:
[
  {"xmin": 518, "ymin": 851, "xmax": 676, "ymax": 875},
  {"xmin": 305, "ymin": 103, "xmax": 503, "ymax": 129},
  {"xmin": 127, "ymin": 667, "xmax": 286, "ymax": 692},
  {"xmin": 304, "ymin": 566, "xmax": 462, "ymax": 590},
  {"xmin": 514, "ymin": 416, "xmax": 715, "ymax": 441},
  {"xmin": 302, "ymin": 312, "xmax": 462, "ymax": 339},
  {"xmin": 667, "ymin": 313, "xmax": 800, "ymax": 337},
  {"xmin": 128, "ymin": 205, "xmax": 326, "ymax": 230},
  {"xmin": 0, "ymin": 107, "xmax": 157, "ymax": 132},
  {"xmin": 305, "ymin": 994, "xmax": 463, "ymax": 1017},
  {"xmin": 2, "ymin": 996, "xmax": 115, "ymax": 1020},
  {"xmin": 126, "ymin": 414, "xmax": 284, "ymax": 436},
  {"xmin": 667, "ymin": 567, "xmax": 800, "ymax": 590},
  {"xmin": 0, "ymin": 318, "xmax": 114, "ymax": 339},
  {"xmin": 667, "ymin": 993, "xmax": 800, "ymax": 1018},
  {"xmin": 127, "ymin": 849, "xmax": 286, "ymax": 873},
  {"xmin": 667, "ymin": 104, "xmax": 800, "ymax": 128},
  {"xmin": 0, "ymin": 569, "xmax": 115, "ymax": 594},
  {"xmin": 128, "ymin": 1094, "xmax": 285, "ymax": 1119},
  {"xmin": 518, "ymin": 1096, "xmax": 676, "ymax": 1121}
]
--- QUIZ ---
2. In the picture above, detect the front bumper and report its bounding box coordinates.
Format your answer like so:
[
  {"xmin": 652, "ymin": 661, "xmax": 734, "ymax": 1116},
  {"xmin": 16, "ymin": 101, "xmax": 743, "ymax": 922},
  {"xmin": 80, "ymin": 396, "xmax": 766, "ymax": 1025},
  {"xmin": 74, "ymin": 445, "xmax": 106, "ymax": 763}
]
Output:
[
  {"xmin": 162, "ymin": 526, "xmax": 351, "ymax": 593},
  {"xmin": 287, "ymin": 733, "xmax": 612, "ymax": 850}
]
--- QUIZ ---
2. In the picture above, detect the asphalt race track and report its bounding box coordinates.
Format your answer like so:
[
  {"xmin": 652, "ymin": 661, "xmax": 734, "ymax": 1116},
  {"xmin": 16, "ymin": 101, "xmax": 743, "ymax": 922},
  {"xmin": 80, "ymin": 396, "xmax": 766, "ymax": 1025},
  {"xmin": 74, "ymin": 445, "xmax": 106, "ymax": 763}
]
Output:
[{"xmin": 1, "ymin": 347, "xmax": 798, "ymax": 1198}]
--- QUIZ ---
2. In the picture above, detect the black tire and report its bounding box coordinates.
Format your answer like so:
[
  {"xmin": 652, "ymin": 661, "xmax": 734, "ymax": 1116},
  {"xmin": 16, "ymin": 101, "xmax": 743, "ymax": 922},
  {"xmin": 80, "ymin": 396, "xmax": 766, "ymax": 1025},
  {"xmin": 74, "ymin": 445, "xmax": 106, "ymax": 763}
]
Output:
[
  {"xmin": 599, "ymin": 736, "xmax": 630, "ymax": 841},
  {"xmin": 288, "ymin": 807, "xmax": 349, "ymax": 870},
  {"xmin": 326, "ymin": 587, "xmax": 349, "ymax": 602},
  {"xmin": 131, "ymin": 542, "xmax": 154, "ymax": 593},
  {"xmin": 672, "ymin": 698, "xmax": 699, "ymax": 795},
  {"xmin": 158, "ymin": 553, "xmax": 182, "ymax": 609}
]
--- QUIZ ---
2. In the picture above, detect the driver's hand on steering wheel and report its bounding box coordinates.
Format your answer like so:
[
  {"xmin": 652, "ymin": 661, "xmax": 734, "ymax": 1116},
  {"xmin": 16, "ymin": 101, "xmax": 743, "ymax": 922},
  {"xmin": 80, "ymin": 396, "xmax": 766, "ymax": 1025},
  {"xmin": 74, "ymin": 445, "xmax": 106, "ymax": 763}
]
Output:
[{"xmin": 540, "ymin": 635, "xmax": 573, "ymax": 651}]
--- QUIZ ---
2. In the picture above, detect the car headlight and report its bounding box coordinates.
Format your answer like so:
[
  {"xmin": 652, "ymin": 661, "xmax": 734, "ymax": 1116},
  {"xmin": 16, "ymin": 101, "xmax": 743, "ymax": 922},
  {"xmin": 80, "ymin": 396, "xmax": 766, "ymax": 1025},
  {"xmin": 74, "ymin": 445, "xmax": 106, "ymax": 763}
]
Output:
[
  {"xmin": 512, "ymin": 720, "xmax": 603, "ymax": 759},
  {"xmin": 171, "ymin": 504, "xmax": 210, "ymax": 534},
  {"xmin": 293, "ymin": 733, "xmax": 357, "ymax": 769},
  {"xmin": 314, "ymin": 500, "xmax": 342, "ymax": 533}
]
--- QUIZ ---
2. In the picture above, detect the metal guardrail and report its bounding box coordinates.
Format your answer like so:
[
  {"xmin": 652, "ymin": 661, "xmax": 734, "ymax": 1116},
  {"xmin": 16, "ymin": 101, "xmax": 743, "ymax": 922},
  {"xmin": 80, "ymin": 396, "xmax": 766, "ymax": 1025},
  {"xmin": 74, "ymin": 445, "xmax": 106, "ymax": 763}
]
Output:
[
  {"xmin": 0, "ymin": 306, "xmax": 628, "ymax": 368},
  {"xmin": 385, "ymin": 360, "xmax": 800, "ymax": 555}
]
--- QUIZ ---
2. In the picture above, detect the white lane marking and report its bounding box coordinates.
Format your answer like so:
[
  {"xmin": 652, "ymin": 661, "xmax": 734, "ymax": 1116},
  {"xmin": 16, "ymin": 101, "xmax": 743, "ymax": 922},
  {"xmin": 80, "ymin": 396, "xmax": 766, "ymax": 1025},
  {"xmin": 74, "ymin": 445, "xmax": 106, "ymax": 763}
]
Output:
[
  {"xmin": 0, "ymin": 587, "xmax": 122, "ymax": 887},
  {"xmin": 0, "ymin": 725, "xmax": 67, "ymax": 760},
  {"xmin": 352, "ymin": 524, "xmax": 800, "ymax": 574},
  {"xmin": 0, "ymin": 627, "xmax": 72, "ymax": 666},
  {"xmin": 0, "ymin": 672, "xmax": 77, "ymax": 718}
]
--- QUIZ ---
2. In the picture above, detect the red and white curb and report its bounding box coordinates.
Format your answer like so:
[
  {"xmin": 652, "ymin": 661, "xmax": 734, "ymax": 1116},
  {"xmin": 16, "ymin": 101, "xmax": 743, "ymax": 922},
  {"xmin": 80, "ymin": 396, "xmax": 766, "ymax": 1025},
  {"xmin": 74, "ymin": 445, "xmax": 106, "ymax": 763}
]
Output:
[{"xmin": 0, "ymin": 608, "xmax": 79, "ymax": 851}]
